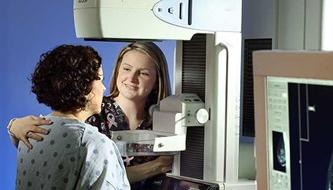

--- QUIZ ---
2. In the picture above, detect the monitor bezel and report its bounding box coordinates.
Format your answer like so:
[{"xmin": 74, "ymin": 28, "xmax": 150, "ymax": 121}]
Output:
[{"xmin": 253, "ymin": 50, "xmax": 333, "ymax": 190}]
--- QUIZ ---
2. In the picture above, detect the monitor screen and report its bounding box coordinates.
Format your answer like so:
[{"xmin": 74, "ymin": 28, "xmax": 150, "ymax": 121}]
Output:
[
  {"xmin": 267, "ymin": 76, "xmax": 333, "ymax": 190},
  {"xmin": 272, "ymin": 131, "xmax": 286, "ymax": 173}
]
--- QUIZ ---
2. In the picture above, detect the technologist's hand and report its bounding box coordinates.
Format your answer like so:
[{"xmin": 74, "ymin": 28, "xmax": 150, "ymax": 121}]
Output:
[
  {"xmin": 9, "ymin": 115, "xmax": 52, "ymax": 149},
  {"xmin": 154, "ymin": 155, "xmax": 173, "ymax": 173},
  {"xmin": 125, "ymin": 155, "xmax": 174, "ymax": 183}
]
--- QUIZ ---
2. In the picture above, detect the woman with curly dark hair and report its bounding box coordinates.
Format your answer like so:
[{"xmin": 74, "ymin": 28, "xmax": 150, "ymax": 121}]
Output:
[
  {"xmin": 9, "ymin": 42, "xmax": 173, "ymax": 190},
  {"xmin": 15, "ymin": 44, "xmax": 130, "ymax": 190}
]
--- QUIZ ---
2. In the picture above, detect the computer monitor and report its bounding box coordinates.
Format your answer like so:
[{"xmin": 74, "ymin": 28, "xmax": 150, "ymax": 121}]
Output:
[{"xmin": 253, "ymin": 50, "xmax": 333, "ymax": 190}]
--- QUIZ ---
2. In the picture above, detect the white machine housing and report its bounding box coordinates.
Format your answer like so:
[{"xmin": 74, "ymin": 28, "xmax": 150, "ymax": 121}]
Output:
[
  {"xmin": 110, "ymin": 94, "xmax": 208, "ymax": 156},
  {"xmin": 73, "ymin": 0, "xmax": 204, "ymax": 40},
  {"xmin": 152, "ymin": 93, "xmax": 209, "ymax": 152},
  {"xmin": 73, "ymin": 0, "xmax": 242, "ymax": 40}
]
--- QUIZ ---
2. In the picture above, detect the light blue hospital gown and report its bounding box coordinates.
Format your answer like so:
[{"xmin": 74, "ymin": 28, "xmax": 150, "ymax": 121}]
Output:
[{"xmin": 16, "ymin": 115, "xmax": 130, "ymax": 190}]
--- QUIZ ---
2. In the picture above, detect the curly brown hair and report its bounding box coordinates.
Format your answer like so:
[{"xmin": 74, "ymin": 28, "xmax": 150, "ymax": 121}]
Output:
[{"xmin": 31, "ymin": 44, "xmax": 102, "ymax": 112}]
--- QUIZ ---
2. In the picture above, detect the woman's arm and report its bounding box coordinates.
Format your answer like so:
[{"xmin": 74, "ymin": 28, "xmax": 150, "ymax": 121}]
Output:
[
  {"xmin": 126, "ymin": 155, "xmax": 173, "ymax": 183},
  {"xmin": 7, "ymin": 115, "xmax": 52, "ymax": 149}
]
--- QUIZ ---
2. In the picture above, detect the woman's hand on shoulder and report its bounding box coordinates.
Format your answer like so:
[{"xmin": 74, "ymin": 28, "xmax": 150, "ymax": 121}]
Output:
[{"xmin": 9, "ymin": 115, "xmax": 52, "ymax": 149}]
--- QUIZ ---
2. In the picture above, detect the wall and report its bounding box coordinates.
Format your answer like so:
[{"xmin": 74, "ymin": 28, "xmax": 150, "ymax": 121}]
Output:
[
  {"xmin": 242, "ymin": 0, "xmax": 323, "ymax": 50},
  {"xmin": 242, "ymin": 0, "xmax": 276, "ymax": 40},
  {"xmin": 0, "ymin": 1, "xmax": 175, "ymax": 189},
  {"xmin": 277, "ymin": 0, "xmax": 322, "ymax": 50}
]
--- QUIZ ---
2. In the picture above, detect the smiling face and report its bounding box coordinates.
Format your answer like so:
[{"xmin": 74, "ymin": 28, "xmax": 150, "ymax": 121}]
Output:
[{"xmin": 116, "ymin": 50, "xmax": 157, "ymax": 102}]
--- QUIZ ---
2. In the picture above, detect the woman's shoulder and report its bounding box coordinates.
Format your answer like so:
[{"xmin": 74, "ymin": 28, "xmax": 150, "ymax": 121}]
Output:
[
  {"xmin": 103, "ymin": 95, "xmax": 115, "ymax": 104},
  {"xmin": 86, "ymin": 95, "xmax": 129, "ymax": 134},
  {"xmin": 82, "ymin": 123, "xmax": 109, "ymax": 142},
  {"xmin": 101, "ymin": 96, "xmax": 118, "ymax": 112}
]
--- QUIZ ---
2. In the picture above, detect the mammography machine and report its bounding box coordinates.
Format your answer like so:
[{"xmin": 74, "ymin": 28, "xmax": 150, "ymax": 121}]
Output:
[{"xmin": 74, "ymin": 0, "xmax": 255, "ymax": 189}]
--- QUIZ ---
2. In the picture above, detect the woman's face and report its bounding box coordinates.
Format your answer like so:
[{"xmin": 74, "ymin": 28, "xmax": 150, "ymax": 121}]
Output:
[
  {"xmin": 116, "ymin": 50, "xmax": 157, "ymax": 102},
  {"xmin": 87, "ymin": 67, "xmax": 106, "ymax": 114}
]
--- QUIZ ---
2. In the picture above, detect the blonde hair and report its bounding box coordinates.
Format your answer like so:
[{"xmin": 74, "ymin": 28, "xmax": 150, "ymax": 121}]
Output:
[{"xmin": 109, "ymin": 42, "xmax": 171, "ymax": 110}]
